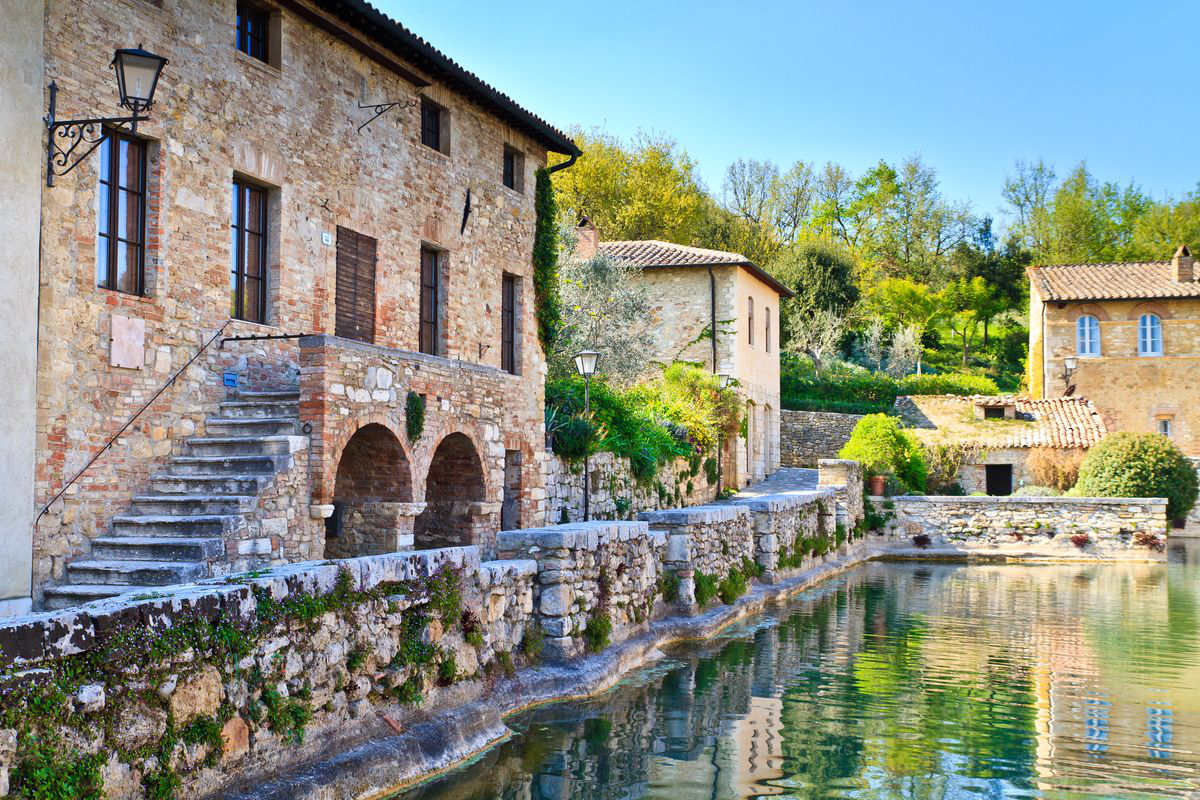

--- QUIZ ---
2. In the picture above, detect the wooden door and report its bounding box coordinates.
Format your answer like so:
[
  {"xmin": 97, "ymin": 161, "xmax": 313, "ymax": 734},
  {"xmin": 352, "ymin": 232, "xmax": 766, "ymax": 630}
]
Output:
[{"xmin": 335, "ymin": 226, "xmax": 377, "ymax": 343}]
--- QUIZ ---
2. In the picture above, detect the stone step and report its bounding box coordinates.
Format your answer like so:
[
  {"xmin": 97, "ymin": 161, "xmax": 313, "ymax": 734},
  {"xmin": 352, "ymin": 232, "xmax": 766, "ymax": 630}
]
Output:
[
  {"xmin": 42, "ymin": 583, "xmax": 164, "ymax": 611},
  {"xmin": 91, "ymin": 535, "xmax": 226, "ymax": 562},
  {"xmin": 204, "ymin": 416, "xmax": 297, "ymax": 436},
  {"xmin": 65, "ymin": 559, "xmax": 209, "ymax": 586},
  {"xmin": 229, "ymin": 389, "xmax": 301, "ymax": 401},
  {"xmin": 111, "ymin": 513, "xmax": 243, "ymax": 537},
  {"xmin": 129, "ymin": 494, "xmax": 256, "ymax": 516},
  {"xmin": 148, "ymin": 473, "xmax": 270, "ymax": 495},
  {"xmin": 169, "ymin": 454, "xmax": 281, "ymax": 475},
  {"xmin": 218, "ymin": 399, "xmax": 300, "ymax": 419},
  {"xmin": 185, "ymin": 436, "xmax": 296, "ymax": 457}
]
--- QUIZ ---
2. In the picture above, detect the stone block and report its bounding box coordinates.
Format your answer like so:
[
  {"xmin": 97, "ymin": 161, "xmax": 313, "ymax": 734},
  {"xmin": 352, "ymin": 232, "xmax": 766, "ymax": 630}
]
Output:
[{"xmin": 169, "ymin": 664, "xmax": 224, "ymax": 724}]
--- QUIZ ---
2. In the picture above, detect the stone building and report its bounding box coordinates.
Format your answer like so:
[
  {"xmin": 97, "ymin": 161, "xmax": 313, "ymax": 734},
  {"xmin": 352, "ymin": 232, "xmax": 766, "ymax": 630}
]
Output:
[
  {"xmin": 577, "ymin": 221, "xmax": 793, "ymax": 487},
  {"xmin": 896, "ymin": 394, "xmax": 1108, "ymax": 494},
  {"xmin": 1028, "ymin": 245, "xmax": 1200, "ymax": 454},
  {"xmin": 4, "ymin": 0, "xmax": 579, "ymax": 611}
]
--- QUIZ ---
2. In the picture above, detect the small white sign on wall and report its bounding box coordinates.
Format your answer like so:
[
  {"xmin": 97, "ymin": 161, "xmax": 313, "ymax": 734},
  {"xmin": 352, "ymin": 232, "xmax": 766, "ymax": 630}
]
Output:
[
  {"xmin": 321, "ymin": 231, "xmax": 333, "ymax": 246},
  {"xmin": 110, "ymin": 315, "xmax": 145, "ymax": 369}
]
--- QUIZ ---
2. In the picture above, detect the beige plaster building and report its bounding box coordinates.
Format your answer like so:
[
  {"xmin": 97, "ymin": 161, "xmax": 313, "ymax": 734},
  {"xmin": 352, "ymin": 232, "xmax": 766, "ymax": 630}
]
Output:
[
  {"xmin": 1029, "ymin": 245, "xmax": 1200, "ymax": 454},
  {"xmin": 577, "ymin": 222, "xmax": 793, "ymax": 487},
  {"xmin": 4, "ymin": 0, "xmax": 579, "ymax": 611},
  {"xmin": 896, "ymin": 394, "xmax": 1107, "ymax": 494}
]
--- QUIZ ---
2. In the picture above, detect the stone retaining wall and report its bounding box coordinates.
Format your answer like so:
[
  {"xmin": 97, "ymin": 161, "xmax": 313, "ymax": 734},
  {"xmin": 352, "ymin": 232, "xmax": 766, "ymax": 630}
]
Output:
[
  {"xmin": 543, "ymin": 451, "xmax": 717, "ymax": 524},
  {"xmin": 881, "ymin": 495, "xmax": 1169, "ymax": 559},
  {"xmin": 780, "ymin": 410, "xmax": 863, "ymax": 467},
  {"xmin": 818, "ymin": 458, "xmax": 864, "ymax": 530},
  {"xmin": 732, "ymin": 491, "xmax": 838, "ymax": 581},
  {"xmin": 639, "ymin": 505, "xmax": 754, "ymax": 611}
]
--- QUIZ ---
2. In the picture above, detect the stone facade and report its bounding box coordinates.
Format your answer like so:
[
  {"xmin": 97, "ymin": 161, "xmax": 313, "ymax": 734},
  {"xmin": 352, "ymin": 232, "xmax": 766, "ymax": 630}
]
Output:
[
  {"xmin": 881, "ymin": 495, "xmax": 1169, "ymax": 559},
  {"xmin": 818, "ymin": 458, "xmax": 864, "ymax": 530},
  {"xmin": 780, "ymin": 410, "xmax": 862, "ymax": 467},
  {"xmin": 1030, "ymin": 271, "xmax": 1200, "ymax": 455},
  {"xmin": 543, "ymin": 451, "xmax": 717, "ymax": 524},
  {"xmin": 25, "ymin": 0, "xmax": 577, "ymax": 607}
]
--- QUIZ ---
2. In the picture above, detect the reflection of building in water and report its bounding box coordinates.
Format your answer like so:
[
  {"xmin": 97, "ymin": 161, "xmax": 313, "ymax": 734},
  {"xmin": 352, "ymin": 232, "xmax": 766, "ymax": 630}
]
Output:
[{"xmin": 724, "ymin": 695, "xmax": 785, "ymax": 797}]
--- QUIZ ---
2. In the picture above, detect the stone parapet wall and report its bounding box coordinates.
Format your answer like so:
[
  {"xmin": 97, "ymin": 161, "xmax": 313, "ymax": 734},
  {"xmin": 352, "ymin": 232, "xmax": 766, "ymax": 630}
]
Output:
[
  {"xmin": 639, "ymin": 505, "xmax": 754, "ymax": 611},
  {"xmin": 882, "ymin": 495, "xmax": 1169, "ymax": 559},
  {"xmin": 732, "ymin": 491, "xmax": 837, "ymax": 581},
  {"xmin": 0, "ymin": 547, "xmax": 536, "ymax": 799},
  {"xmin": 780, "ymin": 410, "xmax": 863, "ymax": 467},
  {"xmin": 543, "ymin": 451, "xmax": 716, "ymax": 524},
  {"xmin": 818, "ymin": 459, "xmax": 864, "ymax": 530},
  {"xmin": 496, "ymin": 521, "xmax": 665, "ymax": 660}
]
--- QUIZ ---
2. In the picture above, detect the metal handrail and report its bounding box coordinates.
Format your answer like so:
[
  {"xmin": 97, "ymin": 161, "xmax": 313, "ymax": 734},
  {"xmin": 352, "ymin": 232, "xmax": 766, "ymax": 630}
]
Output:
[{"xmin": 34, "ymin": 320, "xmax": 232, "ymax": 527}]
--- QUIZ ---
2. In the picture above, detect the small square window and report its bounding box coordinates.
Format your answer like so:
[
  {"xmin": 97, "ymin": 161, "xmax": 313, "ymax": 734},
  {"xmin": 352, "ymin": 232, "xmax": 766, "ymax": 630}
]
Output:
[
  {"xmin": 502, "ymin": 145, "xmax": 524, "ymax": 192},
  {"xmin": 421, "ymin": 97, "xmax": 447, "ymax": 153},
  {"xmin": 984, "ymin": 406, "xmax": 1005, "ymax": 420},
  {"xmin": 236, "ymin": 2, "xmax": 270, "ymax": 63}
]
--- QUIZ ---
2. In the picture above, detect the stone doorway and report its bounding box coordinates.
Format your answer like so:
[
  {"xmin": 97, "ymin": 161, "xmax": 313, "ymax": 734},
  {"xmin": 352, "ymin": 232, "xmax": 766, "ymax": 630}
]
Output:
[
  {"xmin": 325, "ymin": 424, "xmax": 418, "ymax": 558},
  {"xmin": 413, "ymin": 432, "xmax": 495, "ymax": 551}
]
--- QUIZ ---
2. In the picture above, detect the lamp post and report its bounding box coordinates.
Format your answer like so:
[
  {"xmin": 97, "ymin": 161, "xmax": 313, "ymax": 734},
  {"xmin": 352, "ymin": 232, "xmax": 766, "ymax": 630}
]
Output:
[
  {"xmin": 45, "ymin": 46, "xmax": 169, "ymax": 186},
  {"xmin": 717, "ymin": 373, "xmax": 731, "ymax": 498},
  {"xmin": 574, "ymin": 350, "xmax": 600, "ymax": 521},
  {"xmin": 1061, "ymin": 355, "xmax": 1078, "ymax": 394}
]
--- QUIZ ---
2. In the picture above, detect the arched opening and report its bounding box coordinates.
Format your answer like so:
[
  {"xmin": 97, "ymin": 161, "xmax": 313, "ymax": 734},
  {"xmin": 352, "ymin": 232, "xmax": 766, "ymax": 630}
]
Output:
[
  {"xmin": 325, "ymin": 423, "xmax": 414, "ymax": 558},
  {"xmin": 414, "ymin": 432, "xmax": 488, "ymax": 550}
]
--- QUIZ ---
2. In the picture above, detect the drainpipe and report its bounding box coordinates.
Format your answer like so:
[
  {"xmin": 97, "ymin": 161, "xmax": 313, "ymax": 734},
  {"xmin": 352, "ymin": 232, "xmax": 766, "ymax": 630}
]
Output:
[
  {"xmin": 545, "ymin": 151, "xmax": 578, "ymax": 175},
  {"xmin": 708, "ymin": 266, "xmax": 718, "ymax": 372}
]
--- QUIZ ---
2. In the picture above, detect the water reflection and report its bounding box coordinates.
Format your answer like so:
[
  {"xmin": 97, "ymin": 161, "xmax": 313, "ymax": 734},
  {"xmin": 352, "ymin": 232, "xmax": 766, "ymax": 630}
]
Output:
[{"xmin": 396, "ymin": 542, "xmax": 1200, "ymax": 799}]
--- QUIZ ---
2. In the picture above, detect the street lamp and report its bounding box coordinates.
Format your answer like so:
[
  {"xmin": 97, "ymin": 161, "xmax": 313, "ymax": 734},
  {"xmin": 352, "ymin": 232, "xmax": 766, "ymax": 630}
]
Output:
[
  {"xmin": 574, "ymin": 351, "xmax": 600, "ymax": 521},
  {"xmin": 1061, "ymin": 355, "xmax": 1078, "ymax": 394},
  {"xmin": 716, "ymin": 373, "xmax": 732, "ymax": 497},
  {"xmin": 45, "ymin": 45, "xmax": 169, "ymax": 186}
]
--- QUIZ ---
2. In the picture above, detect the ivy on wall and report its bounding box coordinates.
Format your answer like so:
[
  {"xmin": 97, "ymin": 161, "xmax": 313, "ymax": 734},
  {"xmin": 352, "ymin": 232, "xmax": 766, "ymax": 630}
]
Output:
[
  {"xmin": 406, "ymin": 391, "xmax": 426, "ymax": 442},
  {"xmin": 533, "ymin": 168, "xmax": 562, "ymax": 351}
]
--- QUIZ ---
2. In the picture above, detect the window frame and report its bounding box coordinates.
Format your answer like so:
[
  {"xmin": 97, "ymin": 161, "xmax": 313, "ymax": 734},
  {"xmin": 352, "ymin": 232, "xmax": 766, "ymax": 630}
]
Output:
[
  {"xmin": 97, "ymin": 130, "xmax": 147, "ymax": 296},
  {"xmin": 1075, "ymin": 315, "xmax": 1101, "ymax": 356},
  {"xmin": 1158, "ymin": 417, "xmax": 1174, "ymax": 437},
  {"xmin": 747, "ymin": 297, "xmax": 755, "ymax": 346},
  {"xmin": 231, "ymin": 177, "xmax": 269, "ymax": 324},
  {"xmin": 501, "ymin": 273, "xmax": 518, "ymax": 374},
  {"xmin": 236, "ymin": 1, "xmax": 270, "ymax": 63},
  {"xmin": 419, "ymin": 246, "xmax": 442, "ymax": 356},
  {"xmin": 765, "ymin": 306, "xmax": 771, "ymax": 353},
  {"xmin": 1138, "ymin": 313, "xmax": 1163, "ymax": 356},
  {"xmin": 502, "ymin": 145, "xmax": 524, "ymax": 192},
  {"xmin": 420, "ymin": 97, "xmax": 445, "ymax": 153}
]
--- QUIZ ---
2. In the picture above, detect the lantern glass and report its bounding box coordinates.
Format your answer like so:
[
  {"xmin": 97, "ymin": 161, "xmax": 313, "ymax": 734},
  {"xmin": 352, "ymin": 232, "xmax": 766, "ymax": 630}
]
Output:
[
  {"xmin": 1064, "ymin": 356, "xmax": 1078, "ymax": 371},
  {"xmin": 573, "ymin": 350, "xmax": 600, "ymax": 377},
  {"xmin": 112, "ymin": 47, "xmax": 168, "ymax": 112},
  {"xmin": 718, "ymin": 373, "xmax": 732, "ymax": 389}
]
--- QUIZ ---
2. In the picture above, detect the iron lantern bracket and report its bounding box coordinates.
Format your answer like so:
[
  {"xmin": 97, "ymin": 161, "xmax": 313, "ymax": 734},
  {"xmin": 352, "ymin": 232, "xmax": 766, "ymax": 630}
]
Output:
[
  {"xmin": 356, "ymin": 98, "xmax": 417, "ymax": 133},
  {"xmin": 44, "ymin": 81, "xmax": 148, "ymax": 187}
]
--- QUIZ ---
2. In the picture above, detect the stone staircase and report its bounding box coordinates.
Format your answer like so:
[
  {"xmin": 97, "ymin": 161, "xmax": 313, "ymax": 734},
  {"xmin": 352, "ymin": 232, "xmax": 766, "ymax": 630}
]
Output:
[{"xmin": 43, "ymin": 388, "xmax": 303, "ymax": 610}]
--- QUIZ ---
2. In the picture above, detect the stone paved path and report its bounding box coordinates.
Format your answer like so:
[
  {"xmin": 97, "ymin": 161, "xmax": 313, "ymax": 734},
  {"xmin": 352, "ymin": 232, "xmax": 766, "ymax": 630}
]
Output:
[{"xmin": 734, "ymin": 467, "xmax": 819, "ymax": 498}]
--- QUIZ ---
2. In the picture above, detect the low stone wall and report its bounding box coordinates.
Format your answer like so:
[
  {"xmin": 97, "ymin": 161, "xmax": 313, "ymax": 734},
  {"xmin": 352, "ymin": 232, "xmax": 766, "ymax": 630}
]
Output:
[
  {"xmin": 733, "ymin": 491, "xmax": 837, "ymax": 581},
  {"xmin": 818, "ymin": 458, "xmax": 864, "ymax": 530},
  {"xmin": 495, "ymin": 521, "xmax": 665, "ymax": 660},
  {"xmin": 543, "ymin": 451, "xmax": 716, "ymax": 524},
  {"xmin": 881, "ymin": 495, "xmax": 1169, "ymax": 559},
  {"xmin": 780, "ymin": 410, "xmax": 862, "ymax": 467},
  {"xmin": 0, "ymin": 547, "xmax": 535, "ymax": 799},
  {"xmin": 1186, "ymin": 459, "xmax": 1200, "ymax": 535},
  {"xmin": 639, "ymin": 505, "xmax": 753, "ymax": 611}
]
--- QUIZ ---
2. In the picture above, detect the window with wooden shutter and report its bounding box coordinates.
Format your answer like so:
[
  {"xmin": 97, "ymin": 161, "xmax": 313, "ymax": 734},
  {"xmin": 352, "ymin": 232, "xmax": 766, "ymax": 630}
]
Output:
[
  {"xmin": 419, "ymin": 247, "xmax": 441, "ymax": 355},
  {"xmin": 335, "ymin": 226, "xmax": 377, "ymax": 344},
  {"xmin": 501, "ymin": 274, "xmax": 517, "ymax": 373}
]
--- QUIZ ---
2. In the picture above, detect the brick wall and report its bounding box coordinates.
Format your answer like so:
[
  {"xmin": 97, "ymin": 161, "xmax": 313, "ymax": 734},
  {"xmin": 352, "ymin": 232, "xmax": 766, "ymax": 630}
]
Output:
[{"xmin": 780, "ymin": 410, "xmax": 863, "ymax": 467}]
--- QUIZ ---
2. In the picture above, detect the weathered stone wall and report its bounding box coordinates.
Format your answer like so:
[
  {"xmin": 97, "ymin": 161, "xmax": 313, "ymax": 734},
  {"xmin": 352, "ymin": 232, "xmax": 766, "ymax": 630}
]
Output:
[
  {"xmin": 882, "ymin": 495, "xmax": 1169, "ymax": 559},
  {"xmin": 543, "ymin": 451, "xmax": 717, "ymax": 524},
  {"xmin": 0, "ymin": 547, "xmax": 536, "ymax": 799},
  {"xmin": 640, "ymin": 505, "xmax": 754, "ymax": 610},
  {"xmin": 34, "ymin": 0, "xmax": 552, "ymax": 600},
  {"xmin": 732, "ymin": 491, "xmax": 838, "ymax": 581},
  {"xmin": 496, "ymin": 521, "xmax": 665, "ymax": 660},
  {"xmin": 780, "ymin": 410, "xmax": 863, "ymax": 467},
  {"xmin": 818, "ymin": 458, "xmax": 864, "ymax": 530}
]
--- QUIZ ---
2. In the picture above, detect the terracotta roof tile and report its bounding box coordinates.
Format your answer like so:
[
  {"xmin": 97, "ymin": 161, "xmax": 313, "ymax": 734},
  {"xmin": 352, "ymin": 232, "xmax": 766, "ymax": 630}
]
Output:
[
  {"xmin": 896, "ymin": 395, "xmax": 1108, "ymax": 449},
  {"xmin": 1030, "ymin": 261, "xmax": 1200, "ymax": 301},
  {"xmin": 597, "ymin": 240, "xmax": 794, "ymax": 297}
]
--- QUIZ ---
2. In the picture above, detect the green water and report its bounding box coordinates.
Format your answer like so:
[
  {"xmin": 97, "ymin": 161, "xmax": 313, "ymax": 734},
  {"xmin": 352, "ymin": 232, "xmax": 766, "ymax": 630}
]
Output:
[{"xmin": 398, "ymin": 543, "xmax": 1200, "ymax": 799}]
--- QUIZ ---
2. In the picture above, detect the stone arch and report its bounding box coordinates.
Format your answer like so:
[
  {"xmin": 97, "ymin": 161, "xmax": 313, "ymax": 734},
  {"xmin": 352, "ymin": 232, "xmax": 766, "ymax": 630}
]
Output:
[
  {"xmin": 413, "ymin": 431, "xmax": 493, "ymax": 551},
  {"xmin": 1127, "ymin": 300, "xmax": 1174, "ymax": 321},
  {"xmin": 325, "ymin": 423, "xmax": 416, "ymax": 559}
]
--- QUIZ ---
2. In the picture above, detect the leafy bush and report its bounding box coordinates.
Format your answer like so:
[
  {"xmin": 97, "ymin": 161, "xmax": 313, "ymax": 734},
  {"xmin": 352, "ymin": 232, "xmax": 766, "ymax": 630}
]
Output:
[
  {"xmin": 718, "ymin": 569, "xmax": 748, "ymax": 604},
  {"xmin": 920, "ymin": 442, "xmax": 980, "ymax": 494},
  {"xmin": 781, "ymin": 353, "xmax": 1000, "ymax": 413},
  {"xmin": 1075, "ymin": 433, "xmax": 1199, "ymax": 522},
  {"xmin": 583, "ymin": 612, "xmax": 612, "ymax": 652},
  {"xmin": 1025, "ymin": 447, "xmax": 1085, "ymax": 491},
  {"xmin": 550, "ymin": 415, "xmax": 596, "ymax": 460},
  {"xmin": 694, "ymin": 571, "xmax": 719, "ymax": 607},
  {"xmin": 405, "ymin": 391, "xmax": 425, "ymax": 441},
  {"xmin": 838, "ymin": 414, "xmax": 926, "ymax": 492}
]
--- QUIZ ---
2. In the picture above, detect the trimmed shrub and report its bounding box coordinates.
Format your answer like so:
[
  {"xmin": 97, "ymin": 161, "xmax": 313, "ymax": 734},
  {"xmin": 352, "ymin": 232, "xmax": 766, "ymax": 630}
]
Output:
[
  {"xmin": 1014, "ymin": 485, "xmax": 1061, "ymax": 497},
  {"xmin": 1075, "ymin": 433, "xmax": 1199, "ymax": 522},
  {"xmin": 921, "ymin": 442, "xmax": 980, "ymax": 494},
  {"xmin": 1025, "ymin": 446, "xmax": 1085, "ymax": 491},
  {"xmin": 838, "ymin": 414, "xmax": 926, "ymax": 492}
]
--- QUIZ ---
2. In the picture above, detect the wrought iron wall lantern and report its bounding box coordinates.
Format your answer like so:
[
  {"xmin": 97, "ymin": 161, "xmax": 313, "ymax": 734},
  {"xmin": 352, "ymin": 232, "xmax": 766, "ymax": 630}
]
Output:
[{"xmin": 44, "ymin": 46, "xmax": 168, "ymax": 187}]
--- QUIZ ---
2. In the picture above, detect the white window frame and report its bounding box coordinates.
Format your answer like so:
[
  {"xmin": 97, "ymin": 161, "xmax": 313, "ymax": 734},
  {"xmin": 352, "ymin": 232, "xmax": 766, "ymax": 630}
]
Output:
[
  {"xmin": 1076, "ymin": 315, "xmax": 1101, "ymax": 356},
  {"xmin": 1158, "ymin": 418, "xmax": 1174, "ymax": 437},
  {"xmin": 1138, "ymin": 313, "xmax": 1163, "ymax": 356}
]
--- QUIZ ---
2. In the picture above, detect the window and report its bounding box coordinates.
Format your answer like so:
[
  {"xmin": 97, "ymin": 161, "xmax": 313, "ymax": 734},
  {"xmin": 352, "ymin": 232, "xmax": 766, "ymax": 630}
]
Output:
[
  {"xmin": 231, "ymin": 178, "xmax": 268, "ymax": 323},
  {"xmin": 419, "ymin": 247, "xmax": 441, "ymax": 355},
  {"xmin": 1138, "ymin": 313, "xmax": 1163, "ymax": 356},
  {"xmin": 501, "ymin": 274, "xmax": 518, "ymax": 373},
  {"xmin": 97, "ymin": 132, "xmax": 146, "ymax": 295},
  {"xmin": 747, "ymin": 297, "xmax": 755, "ymax": 346},
  {"xmin": 502, "ymin": 146, "xmax": 524, "ymax": 192},
  {"xmin": 335, "ymin": 227, "xmax": 377, "ymax": 343},
  {"xmin": 1158, "ymin": 417, "xmax": 1174, "ymax": 437},
  {"xmin": 1076, "ymin": 315, "xmax": 1101, "ymax": 356},
  {"xmin": 421, "ymin": 97, "xmax": 445, "ymax": 152},
  {"xmin": 236, "ymin": 2, "xmax": 269, "ymax": 63},
  {"xmin": 983, "ymin": 406, "xmax": 1006, "ymax": 420},
  {"xmin": 765, "ymin": 307, "xmax": 771, "ymax": 352}
]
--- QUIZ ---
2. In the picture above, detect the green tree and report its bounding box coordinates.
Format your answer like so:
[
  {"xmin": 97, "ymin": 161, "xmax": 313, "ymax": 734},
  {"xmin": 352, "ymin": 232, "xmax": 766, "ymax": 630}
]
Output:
[
  {"xmin": 1075, "ymin": 432, "xmax": 1199, "ymax": 522},
  {"xmin": 863, "ymin": 278, "xmax": 943, "ymax": 373},
  {"xmin": 771, "ymin": 239, "xmax": 860, "ymax": 345},
  {"xmin": 940, "ymin": 276, "xmax": 1002, "ymax": 367}
]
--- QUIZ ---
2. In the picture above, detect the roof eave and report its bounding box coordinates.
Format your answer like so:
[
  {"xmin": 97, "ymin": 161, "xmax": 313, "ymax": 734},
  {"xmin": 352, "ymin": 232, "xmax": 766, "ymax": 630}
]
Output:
[{"xmin": 639, "ymin": 261, "xmax": 796, "ymax": 298}]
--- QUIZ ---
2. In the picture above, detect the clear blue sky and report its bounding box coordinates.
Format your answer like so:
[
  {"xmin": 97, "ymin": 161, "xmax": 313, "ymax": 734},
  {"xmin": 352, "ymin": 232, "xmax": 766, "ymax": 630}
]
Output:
[{"xmin": 382, "ymin": 0, "xmax": 1199, "ymax": 225}]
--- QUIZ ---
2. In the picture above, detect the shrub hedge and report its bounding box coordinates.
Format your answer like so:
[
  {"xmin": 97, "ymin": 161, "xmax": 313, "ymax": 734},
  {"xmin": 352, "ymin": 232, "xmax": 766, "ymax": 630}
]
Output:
[
  {"xmin": 1075, "ymin": 432, "xmax": 1199, "ymax": 522},
  {"xmin": 838, "ymin": 414, "xmax": 926, "ymax": 492},
  {"xmin": 781, "ymin": 354, "xmax": 999, "ymax": 414}
]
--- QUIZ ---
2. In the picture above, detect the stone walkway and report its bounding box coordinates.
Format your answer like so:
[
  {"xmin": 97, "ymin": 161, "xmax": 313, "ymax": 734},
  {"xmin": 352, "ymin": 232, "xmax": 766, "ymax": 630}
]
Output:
[{"xmin": 734, "ymin": 468, "xmax": 819, "ymax": 498}]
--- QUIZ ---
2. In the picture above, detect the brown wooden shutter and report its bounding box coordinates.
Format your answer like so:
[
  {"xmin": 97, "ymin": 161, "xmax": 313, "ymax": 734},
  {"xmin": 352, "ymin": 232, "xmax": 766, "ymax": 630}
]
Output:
[{"xmin": 336, "ymin": 226, "xmax": 376, "ymax": 344}]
